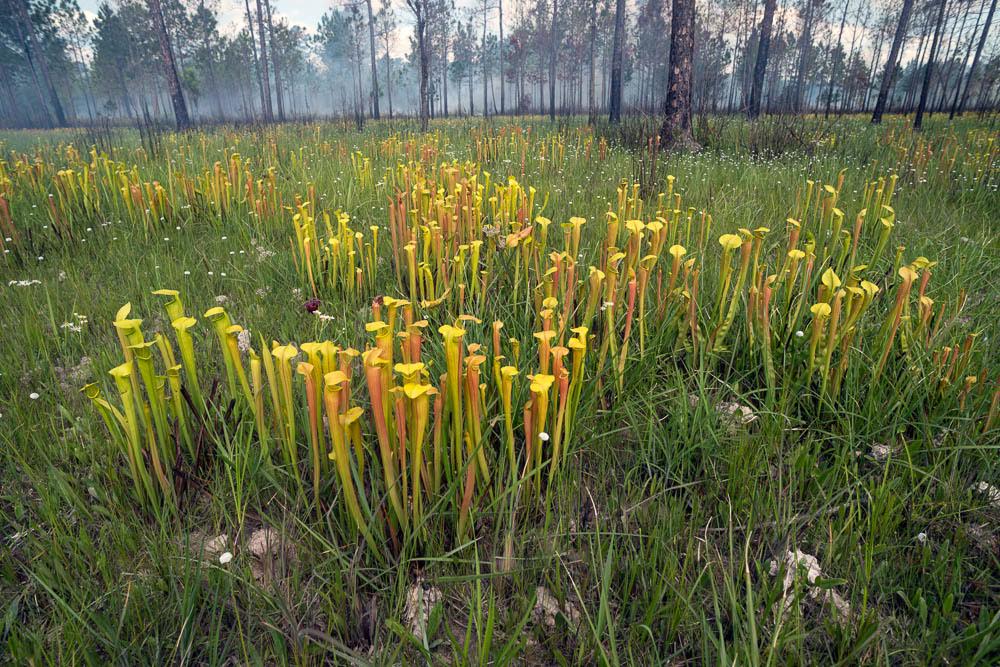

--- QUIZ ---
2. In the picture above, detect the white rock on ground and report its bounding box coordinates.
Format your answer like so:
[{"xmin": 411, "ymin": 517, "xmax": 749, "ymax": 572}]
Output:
[
  {"xmin": 772, "ymin": 549, "xmax": 852, "ymax": 622},
  {"xmin": 402, "ymin": 579, "xmax": 443, "ymax": 642}
]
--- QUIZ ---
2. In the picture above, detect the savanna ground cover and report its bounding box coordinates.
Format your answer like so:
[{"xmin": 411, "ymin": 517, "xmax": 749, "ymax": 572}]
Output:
[{"xmin": 1, "ymin": 115, "xmax": 998, "ymax": 664}]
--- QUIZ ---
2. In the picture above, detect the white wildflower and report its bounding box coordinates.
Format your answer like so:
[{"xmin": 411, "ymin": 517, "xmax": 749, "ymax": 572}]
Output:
[
  {"xmin": 972, "ymin": 481, "xmax": 1000, "ymax": 508},
  {"xmin": 237, "ymin": 329, "xmax": 252, "ymax": 354}
]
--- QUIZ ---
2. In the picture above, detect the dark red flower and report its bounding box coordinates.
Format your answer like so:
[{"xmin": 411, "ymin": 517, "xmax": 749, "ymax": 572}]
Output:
[{"xmin": 303, "ymin": 298, "xmax": 321, "ymax": 313}]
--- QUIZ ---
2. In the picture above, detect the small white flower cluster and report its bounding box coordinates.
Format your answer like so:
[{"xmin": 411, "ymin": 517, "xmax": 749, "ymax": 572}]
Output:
[
  {"xmin": 8, "ymin": 279, "xmax": 41, "ymax": 287},
  {"xmin": 214, "ymin": 294, "xmax": 229, "ymax": 304},
  {"xmin": 237, "ymin": 328, "xmax": 252, "ymax": 354},
  {"xmin": 600, "ymin": 300, "xmax": 614, "ymax": 312},
  {"xmin": 60, "ymin": 320, "xmax": 83, "ymax": 333},
  {"xmin": 255, "ymin": 244, "xmax": 276, "ymax": 262}
]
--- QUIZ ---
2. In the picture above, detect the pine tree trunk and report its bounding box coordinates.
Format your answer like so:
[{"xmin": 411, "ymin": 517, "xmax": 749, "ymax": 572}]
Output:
[
  {"xmin": 872, "ymin": 0, "xmax": 915, "ymax": 123},
  {"xmin": 265, "ymin": 0, "xmax": 285, "ymax": 121},
  {"xmin": 387, "ymin": 54, "xmax": 394, "ymax": 118},
  {"xmin": 792, "ymin": 0, "xmax": 816, "ymax": 113},
  {"xmin": 255, "ymin": 0, "xmax": 273, "ymax": 122},
  {"xmin": 243, "ymin": 0, "xmax": 266, "ymax": 121},
  {"xmin": 824, "ymin": 0, "xmax": 850, "ymax": 118},
  {"xmin": 954, "ymin": 0, "xmax": 996, "ymax": 117},
  {"xmin": 548, "ymin": 0, "xmax": 559, "ymax": 120},
  {"xmin": 147, "ymin": 0, "xmax": 190, "ymax": 128},
  {"xmin": 748, "ymin": 0, "xmax": 776, "ymax": 119},
  {"xmin": 588, "ymin": 0, "xmax": 597, "ymax": 124},
  {"xmin": 915, "ymin": 0, "xmax": 949, "ymax": 129},
  {"xmin": 608, "ymin": 0, "xmax": 625, "ymax": 123},
  {"xmin": 365, "ymin": 0, "xmax": 380, "ymax": 119},
  {"xmin": 660, "ymin": 0, "xmax": 699, "ymax": 151},
  {"xmin": 15, "ymin": 0, "xmax": 66, "ymax": 127},
  {"xmin": 499, "ymin": 0, "xmax": 505, "ymax": 114},
  {"xmin": 416, "ymin": 5, "xmax": 429, "ymax": 130},
  {"xmin": 483, "ymin": 12, "xmax": 489, "ymax": 117}
]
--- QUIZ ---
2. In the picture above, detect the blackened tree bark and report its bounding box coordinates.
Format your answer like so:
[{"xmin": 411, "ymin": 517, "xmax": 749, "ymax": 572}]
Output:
[
  {"xmin": 824, "ymin": 0, "xmax": 851, "ymax": 118},
  {"xmin": 499, "ymin": 0, "xmax": 504, "ymax": 114},
  {"xmin": 872, "ymin": 0, "xmax": 915, "ymax": 123},
  {"xmin": 265, "ymin": 0, "xmax": 285, "ymax": 121},
  {"xmin": 255, "ymin": 0, "xmax": 273, "ymax": 121},
  {"xmin": 660, "ymin": 0, "xmax": 699, "ymax": 151},
  {"xmin": 243, "ymin": 0, "xmax": 266, "ymax": 119},
  {"xmin": 365, "ymin": 0, "xmax": 380, "ymax": 119},
  {"xmin": 748, "ymin": 0, "xmax": 777, "ymax": 119},
  {"xmin": 147, "ymin": 0, "xmax": 189, "ymax": 129},
  {"xmin": 953, "ymin": 0, "xmax": 996, "ymax": 116},
  {"xmin": 406, "ymin": 0, "xmax": 430, "ymax": 130},
  {"xmin": 792, "ymin": 0, "xmax": 817, "ymax": 112},
  {"xmin": 14, "ymin": 0, "xmax": 66, "ymax": 127},
  {"xmin": 588, "ymin": 0, "xmax": 597, "ymax": 124},
  {"xmin": 608, "ymin": 0, "xmax": 625, "ymax": 123},
  {"xmin": 549, "ymin": 0, "xmax": 559, "ymax": 121},
  {"xmin": 483, "ymin": 5, "xmax": 489, "ymax": 117},
  {"xmin": 914, "ymin": 0, "xmax": 949, "ymax": 129}
]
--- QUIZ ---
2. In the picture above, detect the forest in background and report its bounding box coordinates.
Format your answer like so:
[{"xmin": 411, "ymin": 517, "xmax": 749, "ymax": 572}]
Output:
[{"xmin": 1, "ymin": 0, "xmax": 998, "ymax": 130}]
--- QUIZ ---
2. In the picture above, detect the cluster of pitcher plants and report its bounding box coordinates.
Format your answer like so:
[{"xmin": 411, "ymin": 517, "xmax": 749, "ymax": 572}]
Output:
[
  {"xmin": 80, "ymin": 160, "xmax": 998, "ymax": 557},
  {"xmin": 83, "ymin": 287, "xmax": 593, "ymax": 554}
]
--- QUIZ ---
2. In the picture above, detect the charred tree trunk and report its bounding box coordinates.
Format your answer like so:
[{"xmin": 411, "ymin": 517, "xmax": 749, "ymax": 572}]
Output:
[
  {"xmin": 588, "ymin": 0, "xmax": 597, "ymax": 124},
  {"xmin": 408, "ymin": 0, "xmax": 429, "ymax": 131},
  {"xmin": 872, "ymin": 0, "xmax": 915, "ymax": 123},
  {"xmin": 914, "ymin": 0, "xmax": 949, "ymax": 129},
  {"xmin": 660, "ymin": 0, "xmax": 699, "ymax": 151},
  {"xmin": 483, "ymin": 10, "xmax": 489, "ymax": 117},
  {"xmin": 255, "ymin": 0, "xmax": 273, "ymax": 122},
  {"xmin": 265, "ymin": 0, "xmax": 285, "ymax": 121},
  {"xmin": 792, "ymin": 0, "xmax": 816, "ymax": 113},
  {"xmin": 147, "ymin": 0, "xmax": 190, "ymax": 128},
  {"xmin": 954, "ymin": 0, "xmax": 996, "ymax": 117},
  {"xmin": 243, "ymin": 0, "xmax": 266, "ymax": 120},
  {"xmin": 365, "ymin": 0, "xmax": 380, "ymax": 119},
  {"xmin": 824, "ymin": 0, "xmax": 850, "ymax": 118},
  {"xmin": 499, "ymin": 0, "xmax": 505, "ymax": 114},
  {"xmin": 15, "ymin": 0, "xmax": 66, "ymax": 126},
  {"xmin": 608, "ymin": 0, "xmax": 625, "ymax": 123},
  {"xmin": 384, "ymin": 34, "xmax": 394, "ymax": 118},
  {"xmin": 748, "ymin": 0, "xmax": 777, "ymax": 119},
  {"xmin": 549, "ymin": 0, "xmax": 559, "ymax": 121}
]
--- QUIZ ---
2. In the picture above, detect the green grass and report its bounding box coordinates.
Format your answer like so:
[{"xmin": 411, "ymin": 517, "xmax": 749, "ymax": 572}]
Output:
[{"xmin": 1, "ymin": 114, "xmax": 998, "ymax": 665}]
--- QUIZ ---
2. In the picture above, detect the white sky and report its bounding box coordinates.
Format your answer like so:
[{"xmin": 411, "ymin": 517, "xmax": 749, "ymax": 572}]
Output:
[
  {"xmin": 74, "ymin": 0, "xmax": 991, "ymax": 71},
  {"xmin": 77, "ymin": 0, "xmax": 434, "ymax": 59}
]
